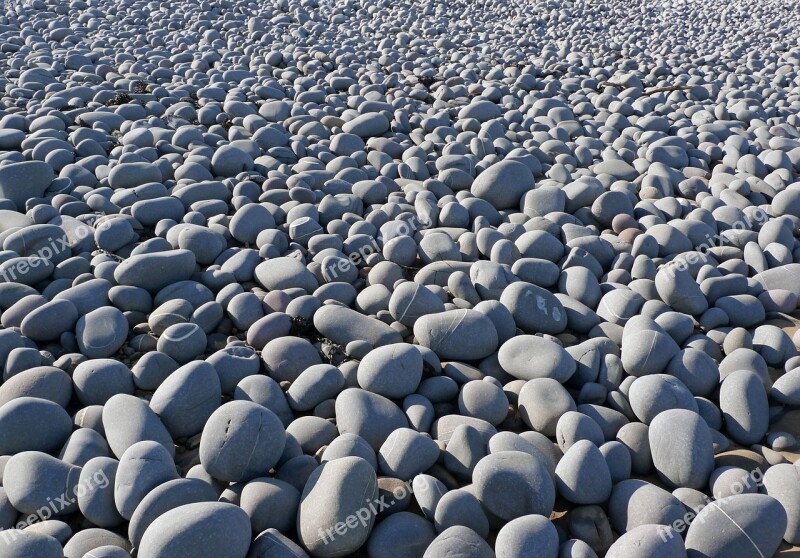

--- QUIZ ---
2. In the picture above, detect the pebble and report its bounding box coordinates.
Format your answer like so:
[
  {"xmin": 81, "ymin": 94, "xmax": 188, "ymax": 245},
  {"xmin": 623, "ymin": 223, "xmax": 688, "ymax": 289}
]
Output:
[
  {"xmin": 73, "ymin": 359, "xmax": 135, "ymax": 405},
  {"xmin": 0, "ymin": 397, "xmax": 72, "ymax": 454},
  {"xmin": 335, "ymin": 388, "xmax": 408, "ymax": 450},
  {"xmin": 500, "ymin": 282, "xmax": 567, "ymax": 335},
  {"xmin": 423, "ymin": 526, "xmax": 494, "ymax": 558},
  {"xmin": 297, "ymin": 456, "xmax": 378, "ymax": 557},
  {"xmin": 287, "ymin": 364, "xmax": 345, "ymax": 412},
  {"xmin": 0, "ymin": 366, "xmax": 72, "ymax": 408},
  {"xmin": 495, "ymin": 514, "xmax": 559, "ymax": 558},
  {"xmin": 606, "ymin": 524, "xmax": 686, "ymax": 558},
  {"xmin": 413, "ymin": 309, "xmax": 499, "ymax": 361},
  {"xmin": 628, "ymin": 375, "xmax": 698, "ymax": 424},
  {"xmin": 114, "ymin": 441, "xmax": 178, "ymax": 519},
  {"xmin": 137, "ymin": 502, "xmax": 252, "ymax": 558},
  {"xmin": 685, "ymin": 494, "xmax": 787, "ymax": 558},
  {"xmin": 113, "ymin": 250, "xmax": 196, "ymax": 294},
  {"xmin": 498, "ymin": 335, "xmax": 576, "ymax": 382},
  {"xmin": 433, "ymin": 488, "xmax": 490, "ymax": 537},
  {"xmin": 102, "ymin": 394, "xmax": 175, "ymax": 459},
  {"xmin": 248, "ymin": 529, "xmax": 310, "ymax": 558},
  {"xmin": 388, "ymin": 282, "xmax": 446, "ymax": 326},
  {"xmin": 518, "ymin": 379, "xmax": 577, "ymax": 436},
  {"xmin": 608, "ymin": 480, "xmax": 686, "ymax": 534},
  {"xmin": 62, "ymin": 529, "xmax": 131, "ymax": 558},
  {"xmin": 0, "ymin": 0, "xmax": 795, "ymax": 554},
  {"xmin": 149, "ymin": 361, "xmax": 221, "ymax": 439},
  {"xmin": 76, "ymin": 307, "xmax": 128, "ymax": 359},
  {"xmin": 649, "ymin": 409, "xmax": 714, "ymax": 490},
  {"xmin": 357, "ymin": 343, "xmax": 423, "ymax": 399},
  {"xmin": 315, "ymin": 304, "xmax": 403, "ymax": 352},
  {"xmin": 240, "ymin": 477, "xmax": 301, "ymax": 534},
  {"xmin": 0, "ymin": 530, "xmax": 64, "ymax": 558},
  {"xmin": 378, "ymin": 428, "xmax": 440, "ymax": 480},
  {"xmin": 473, "ymin": 450, "xmax": 555, "ymax": 521},
  {"xmin": 458, "ymin": 380, "xmax": 509, "ymax": 426},
  {"xmin": 199, "ymin": 401, "xmax": 286, "ymax": 483},
  {"xmin": 4, "ymin": 451, "xmax": 80, "ymax": 516},
  {"xmin": 719, "ymin": 369, "xmax": 769, "ymax": 446},
  {"xmin": 262, "ymin": 336, "xmax": 323, "ymax": 383},
  {"xmin": 0, "ymin": 161, "xmax": 54, "ymax": 211},
  {"xmin": 555, "ymin": 440, "xmax": 612, "ymax": 504},
  {"xmin": 762, "ymin": 464, "xmax": 800, "ymax": 545},
  {"xmin": 367, "ymin": 511, "xmax": 437, "ymax": 558},
  {"xmin": 77, "ymin": 457, "xmax": 123, "ymax": 528},
  {"xmin": 472, "ymin": 160, "xmax": 533, "ymax": 210}
]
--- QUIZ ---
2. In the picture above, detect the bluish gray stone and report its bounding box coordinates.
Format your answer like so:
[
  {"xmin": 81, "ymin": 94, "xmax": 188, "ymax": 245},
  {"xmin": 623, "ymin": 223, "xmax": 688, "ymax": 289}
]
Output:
[
  {"xmin": 235, "ymin": 375, "xmax": 295, "ymax": 427},
  {"xmin": 0, "ymin": 530, "xmax": 63, "ymax": 558},
  {"xmin": 0, "ymin": 366, "xmax": 72, "ymax": 408},
  {"xmin": 0, "ymin": 161, "xmax": 54, "ymax": 210},
  {"xmin": 422, "ymin": 526, "xmax": 494, "ymax": 558},
  {"xmin": 472, "ymin": 160, "xmax": 533, "ymax": 210},
  {"xmin": 498, "ymin": 335, "xmax": 576, "ymax": 382},
  {"xmin": 114, "ymin": 440, "xmax": 179, "ymax": 519},
  {"xmin": 495, "ymin": 514, "xmax": 559, "ymax": 558},
  {"xmin": 378, "ymin": 428, "xmax": 440, "ymax": 480},
  {"xmin": 131, "ymin": 352, "xmax": 179, "ymax": 391},
  {"xmin": 128, "ymin": 478, "xmax": 219, "ymax": 548},
  {"xmin": 248, "ymin": 528, "xmax": 310, "ymax": 558},
  {"xmin": 357, "ymin": 343, "xmax": 423, "ymax": 399},
  {"xmin": 255, "ymin": 257, "xmax": 319, "ymax": 293},
  {"xmin": 114, "ymin": 249, "xmax": 196, "ymax": 293},
  {"xmin": 628, "ymin": 375, "xmax": 698, "ymax": 424},
  {"xmin": 608, "ymin": 480, "xmax": 686, "ymax": 534},
  {"xmin": 262, "ymin": 336, "xmax": 323, "ymax": 383},
  {"xmin": 315, "ymin": 304, "xmax": 403, "ymax": 351},
  {"xmin": 473, "ymin": 450, "xmax": 555, "ymax": 521},
  {"xmin": 138, "ymin": 502, "xmax": 252, "ymax": 558},
  {"xmin": 685, "ymin": 494, "xmax": 786, "ymax": 558},
  {"xmin": 199, "ymin": 401, "xmax": 286, "ymax": 482},
  {"xmin": 315, "ymin": 429, "xmax": 372, "ymax": 466},
  {"xmin": 649, "ymin": 409, "xmax": 714, "ymax": 490},
  {"xmin": 763, "ymin": 463, "xmax": 800, "ymax": 545},
  {"xmin": 73, "ymin": 359, "xmax": 135, "ymax": 406},
  {"xmin": 556, "ymin": 412, "xmax": 605, "ymax": 451},
  {"xmin": 78, "ymin": 457, "xmax": 123, "ymax": 528},
  {"xmin": 0, "ymin": 397, "xmax": 72, "ymax": 454},
  {"xmin": 297, "ymin": 456, "xmax": 379, "ymax": 557},
  {"xmin": 150, "ymin": 361, "xmax": 221, "ymax": 439},
  {"xmin": 457, "ymin": 380, "xmax": 509, "ymax": 426},
  {"xmin": 606, "ymin": 524, "xmax": 687, "ymax": 558},
  {"xmin": 156, "ymin": 323, "xmax": 207, "ymax": 364},
  {"xmin": 58, "ymin": 427, "xmax": 112, "ymax": 467},
  {"xmin": 413, "ymin": 309, "xmax": 498, "ymax": 361},
  {"xmin": 240, "ymin": 477, "xmax": 301, "ymax": 534},
  {"xmin": 518, "ymin": 379, "xmax": 576, "ymax": 436},
  {"xmin": 287, "ymin": 364, "xmax": 345, "ymax": 412},
  {"xmin": 102, "ymin": 394, "xmax": 175, "ymax": 459},
  {"xmin": 76, "ymin": 307, "xmax": 129, "ymax": 359},
  {"xmin": 108, "ymin": 162, "xmax": 162, "ymax": 189},
  {"xmin": 62, "ymin": 528, "xmax": 131, "ymax": 558},
  {"xmin": 367, "ymin": 511, "xmax": 437, "ymax": 558},
  {"xmin": 388, "ymin": 282, "xmax": 446, "ymax": 327},
  {"xmin": 4, "ymin": 451, "xmax": 80, "ymax": 516},
  {"xmin": 20, "ymin": 299, "xmax": 79, "ymax": 342},
  {"xmin": 720, "ymin": 369, "xmax": 769, "ymax": 446},
  {"xmin": 555, "ymin": 440, "xmax": 612, "ymax": 504},
  {"xmin": 335, "ymin": 388, "xmax": 408, "ymax": 450},
  {"xmin": 433, "ymin": 488, "xmax": 490, "ymax": 537},
  {"xmin": 500, "ymin": 282, "xmax": 567, "ymax": 335}
]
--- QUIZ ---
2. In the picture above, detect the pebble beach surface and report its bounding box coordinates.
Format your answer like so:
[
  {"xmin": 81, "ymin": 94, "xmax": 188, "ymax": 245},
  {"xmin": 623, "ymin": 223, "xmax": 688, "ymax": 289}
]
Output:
[{"xmin": 0, "ymin": 0, "xmax": 799, "ymax": 556}]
